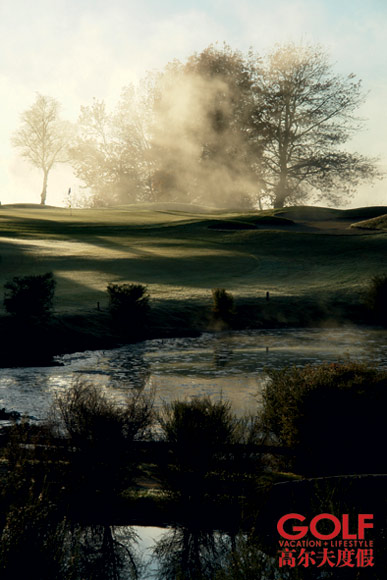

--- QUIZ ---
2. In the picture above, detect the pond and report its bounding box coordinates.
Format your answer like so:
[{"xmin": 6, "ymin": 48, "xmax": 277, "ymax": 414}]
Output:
[
  {"xmin": 1, "ymin": 326, "xmax": 386, "ymax": 579},
  {"xmin": 0, "ymin": 326, "xmax": 386, "ymax": 421}
]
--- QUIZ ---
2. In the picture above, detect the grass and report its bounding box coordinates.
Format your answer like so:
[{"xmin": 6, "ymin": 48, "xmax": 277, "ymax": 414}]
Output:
[
  {"xmin": 351, "ymin": 213, "xmax": 387, "ymax": 231},
  {"xmin": 0, "ymin": 203, "xmax": 386, "ymax": 318}
]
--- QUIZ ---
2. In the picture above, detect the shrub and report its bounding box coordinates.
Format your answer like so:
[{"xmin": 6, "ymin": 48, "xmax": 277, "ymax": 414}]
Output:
[
  {"xmin": 261, "ymin": 362, "xmax": 387, "ymax": 475},
  {"xmin": 4, "ymin": 272, "xmax": 56, "ymax": 319},
  {"xmin": 158, "ymin": 397, "xmax": 238, "ymax": 498},
  {"xmin": 107, "ymin": 283, "xmax": 149, "ymax": 330},
  {"xmin": 365, "ymin": 273, "xmax": 387, "ymax": 325},
  {"xmin": 211, "ymin": 288, "xmax": 235, "ymax": 327},
  {"xmin": 52, "ymin": 382, "xmax": 154, "ymax": 497},
  {"xmin": 0, "ymin": 500, "xmax": 73, "ymax": 580},
  {"xmin": 0, "ymin": 503, "xmax": 136, "ymax": 580}
]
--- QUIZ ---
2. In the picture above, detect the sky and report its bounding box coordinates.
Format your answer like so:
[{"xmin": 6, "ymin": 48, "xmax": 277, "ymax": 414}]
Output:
[{"xmin": 1, "ymin": 0, "xmax": 387, "ymax": 207}]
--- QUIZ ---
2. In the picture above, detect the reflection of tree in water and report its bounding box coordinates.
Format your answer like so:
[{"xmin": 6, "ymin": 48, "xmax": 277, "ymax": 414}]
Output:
[
  {"xmin": 72, "ymin": 524, "xmax": 141, "ymax": 580},
  {"xmin": 0, "ymin": 383, "xmax": 152, "ymax": 580},
  {"xmin": 0, "ymin": 500, "xmax": 141, "ymax": 580},
  {"xmin": 216, "ymin": 534, "xmax": 299, "ymax": 580},
  {"xmin": 107, "ymin": 348, "xmax": 151, "ymax": 391},
  {"xmin": 212, "ymin": 338, "xmax": 233, "ymax": 370},
  {"xmin": 153, "ymin": 525, "xmax": 230, "ymax": 580}
]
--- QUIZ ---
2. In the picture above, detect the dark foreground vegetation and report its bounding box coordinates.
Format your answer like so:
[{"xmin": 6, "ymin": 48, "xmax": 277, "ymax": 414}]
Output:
[
  {"xmin": 1, "ymin": 268, "xmax": 387, "ymax": 367},
  {"xmin": 0, "ymin": 362, "xmax": 386, "ymax": 578}
]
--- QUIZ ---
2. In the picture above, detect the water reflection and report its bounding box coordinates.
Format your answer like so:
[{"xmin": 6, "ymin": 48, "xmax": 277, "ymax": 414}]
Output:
[
  {"xmin": 153, "ymin": 526, "xmax": 230, "ymax": 580},
  {"xmin": 213, "ymin": 337, "xmax": 233, "ymax": 370},
  {"xmin": 0, "ymin": 515, "xmax": 141, "ymax": 580},
  {"xmin": 0, "ymin": 327, "xmax": 386, "ymax": 421}
]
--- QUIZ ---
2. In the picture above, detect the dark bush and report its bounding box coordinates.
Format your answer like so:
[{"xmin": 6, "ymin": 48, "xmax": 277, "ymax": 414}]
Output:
[
  {"xmin": 211, "ymin": 288, "xmax": 235, "ymax": 327},
  {"xmin": 0, "ymin": 409, "xmax": 141, "ymax": 579},
  {"xmin": 158, "ymin": 397, "xmax": 239, "ymax": 499},
  {"xmin": 0, "ymin": 498, "xmax": 137, "ymax": 580},
  {"xmin": 0, "ymin": 500, "xmax": 73, "ymax": 580},
  {"xmin": 365, "ymin": 273, "xmax": 387, "ymax": 325},
  {"xmin": 107, "ymin": 283, "xmax": 150, "ymax": 331},
  {"xmin": 4, "ymin": 272, "xmax": 56, "ymax": 319},
  {"xmin": 261, "ymin": 362, "xmax": 387, "ymax": 475},
  {"xmin": 52, "ymin": 382, "xmax": 154, "ymax": 498}
]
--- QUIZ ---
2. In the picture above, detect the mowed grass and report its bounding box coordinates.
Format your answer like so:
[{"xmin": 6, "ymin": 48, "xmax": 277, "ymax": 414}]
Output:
[
  {"xmin": 350, "ymin": 213, "xmax": 387, "ymax": 231},
  {"xmin": 0, "ymin": 203, "xmax": 386, "ymax": 315}
]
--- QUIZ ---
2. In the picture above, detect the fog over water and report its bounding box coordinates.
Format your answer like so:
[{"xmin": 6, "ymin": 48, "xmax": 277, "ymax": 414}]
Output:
[{"xmin": 0, "ymin": 327, "xmax": 386, "ymax": 422}]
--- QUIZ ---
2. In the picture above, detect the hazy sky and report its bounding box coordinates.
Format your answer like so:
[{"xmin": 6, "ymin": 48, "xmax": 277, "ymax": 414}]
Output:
[{"xmin": 1, "ymin": 0, "xmax": 386, "ymax": 207}]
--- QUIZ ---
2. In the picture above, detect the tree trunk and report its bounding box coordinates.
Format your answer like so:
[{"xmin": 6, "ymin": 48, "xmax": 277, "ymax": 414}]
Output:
[
  {"xmin": 274, "ymin": 177, "xmax": 287, "ymax": 208},
  {"xmin": 40, "ymin": 169, "xmax": 48, "ymax": 205},
  {"xmin": 274, "ymin": 94, "xmax": 291, "ymax": 208}
]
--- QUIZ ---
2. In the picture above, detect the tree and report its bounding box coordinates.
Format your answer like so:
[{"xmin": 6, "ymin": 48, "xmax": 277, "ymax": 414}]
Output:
[
  {"xmin": 69, "ymin": 43, "xmax": 379, "ymax": 209},
  {"xmin": 12, "ymin": 94, "xmax": 72, "ymax": 205},
  {"xmin": 150, "ymin": 44, "xmax": 261, "ymax": 207},
  {"xmin": 253, "ymin": 44, "xmax": 378, "ymax": 208},
  {"xmin": 70, "ymin": 87, "xmax": 153, "ymax": 206}
]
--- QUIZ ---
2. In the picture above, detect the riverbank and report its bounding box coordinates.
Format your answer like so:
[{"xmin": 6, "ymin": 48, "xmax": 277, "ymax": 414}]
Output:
[
  {"xmin": 0, "ymin": 290, "xmax": 373, "ymax": 368},
  {"xmin": 0, "ymin": 202, "xmax": 385, "ymax": 366}
]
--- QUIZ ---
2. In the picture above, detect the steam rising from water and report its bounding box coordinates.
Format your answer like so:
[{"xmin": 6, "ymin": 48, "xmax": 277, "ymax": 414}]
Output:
[{"xmin": 0, "ymin": 327, "xmax": 386, "ymax": 422}]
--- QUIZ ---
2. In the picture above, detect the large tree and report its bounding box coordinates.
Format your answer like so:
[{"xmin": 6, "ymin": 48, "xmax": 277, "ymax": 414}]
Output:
[
  {"xmin": 69, "ymin": 43, "xmax": 379, "ymax": 209},
  {"xmin": 150, "ymin": 44, "xmax": 261, "ymax": 207},
  {"xmin": 12, "ymin": 94, "xmax": 72, "ymax": 205},
  {"xmin": 253, "ymin": 44, "xmax": 378, "ymax": 208}
]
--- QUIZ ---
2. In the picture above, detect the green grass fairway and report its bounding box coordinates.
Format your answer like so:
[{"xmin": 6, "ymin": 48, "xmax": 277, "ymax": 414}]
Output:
[
  {"xmin": 0, "ymin": 203, "xmax": 386, "ymax": 316},
  {"xmin": 350, "ymin": 213, "xmax": 387, "ymax": 231}
]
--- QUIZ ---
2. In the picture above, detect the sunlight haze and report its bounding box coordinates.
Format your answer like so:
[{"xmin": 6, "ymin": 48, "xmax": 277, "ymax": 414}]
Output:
[{"xmin": 1, "ymin": 0, "xmax": 386, "ymax": 207}]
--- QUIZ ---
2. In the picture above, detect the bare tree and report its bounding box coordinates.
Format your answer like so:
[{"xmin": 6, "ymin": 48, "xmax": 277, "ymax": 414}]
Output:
[
  {"xmin": 12, "ymin": 94, "xmax": 72, "ymax": 205},
  {"xmin": 253, "ymin": 44, "xmax": 380, "ymax": 208}
]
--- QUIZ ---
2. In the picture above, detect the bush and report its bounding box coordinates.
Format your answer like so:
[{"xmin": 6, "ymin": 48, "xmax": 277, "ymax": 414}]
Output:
[
  {"xmin": 4, "ymin": 272, "xmax": 56, "ymax": 319},
  {"xmin": 107, "ymin": 283, "xmax": 150, "ymax": 330},
  {"xmin": 158, "ymin": 397, "xmax": 238, "ymax": 498},
  {"xmin": 0, "ymin": 500, "xmax": 73, "ymax": 580},
  {"xmin": 365, "ymin": 273, "xmax": 387, "ymax": 325},
  {"xmin": 52, "ymin": 382, "xmax": 154, "ymax": 497},
  {"xmin": 261, "ymin": 362, "xmax": 387, "ymax": 475},
  {"xmin": 211, "ymin": 288, "xmax": 235, "ymax": 327}
]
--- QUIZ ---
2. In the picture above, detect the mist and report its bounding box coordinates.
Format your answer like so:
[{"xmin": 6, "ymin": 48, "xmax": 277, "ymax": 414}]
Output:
[
  {"xmin": 149, "ymin": 61, "xmax": 260, "ymax": 209},
  {"xmin": 61, "ymin": 41, "xmax": 381, "ymax": 211}
]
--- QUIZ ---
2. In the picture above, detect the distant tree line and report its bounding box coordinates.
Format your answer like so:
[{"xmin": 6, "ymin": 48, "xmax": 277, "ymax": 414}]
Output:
[{"xmin": 12, "ymin": 44, "xmax": 379, "ymax": 209}]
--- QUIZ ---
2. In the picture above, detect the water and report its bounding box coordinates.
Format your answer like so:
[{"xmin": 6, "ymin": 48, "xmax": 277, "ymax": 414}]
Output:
[
  {"xmin": 0, "ymin": 327, "xmax": 386, "ymax": 422},
  {"xmin": 1, "ymin": 327, "xmax": 386, "ymax": 578}
]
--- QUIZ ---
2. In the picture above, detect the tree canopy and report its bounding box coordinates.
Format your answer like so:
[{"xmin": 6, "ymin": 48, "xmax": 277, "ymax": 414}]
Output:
[
  {"xmin": 70, "ymin": 88, "xmax": 153, "ymax": 206},
  {"xmin": 14, "ymin": 44, "xmax": 380, "ymax": 209},
  {"xmin": 254, "ymin": 44, "xmax": 379, "ymax": 208},
  {"xmin": 149, "ymin": 44, "xmax": 261, "ymax": 208}
]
